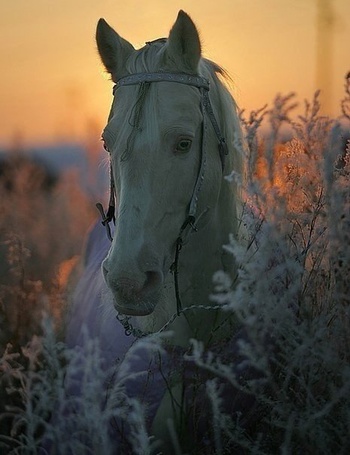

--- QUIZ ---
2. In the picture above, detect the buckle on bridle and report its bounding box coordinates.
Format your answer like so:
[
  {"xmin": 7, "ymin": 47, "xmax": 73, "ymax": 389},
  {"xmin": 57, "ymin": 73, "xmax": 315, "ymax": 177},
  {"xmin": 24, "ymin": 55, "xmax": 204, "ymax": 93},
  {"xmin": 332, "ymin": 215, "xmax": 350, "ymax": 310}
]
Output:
[{"xmin": 96, "ymin": 202, "xmax": 115, "ymax": 242}]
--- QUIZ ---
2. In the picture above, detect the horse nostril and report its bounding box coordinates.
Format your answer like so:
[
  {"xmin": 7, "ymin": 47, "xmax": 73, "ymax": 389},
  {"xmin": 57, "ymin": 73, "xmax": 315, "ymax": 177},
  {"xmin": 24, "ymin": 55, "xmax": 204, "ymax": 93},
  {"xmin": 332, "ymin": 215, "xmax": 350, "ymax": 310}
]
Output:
[
  {"xmin": 105, "ymin": 270, "xmax": 163, "ymax": 301},
  {"xmin": 143, "ymin": 270, "xmax": 163, "ymax": 294}
]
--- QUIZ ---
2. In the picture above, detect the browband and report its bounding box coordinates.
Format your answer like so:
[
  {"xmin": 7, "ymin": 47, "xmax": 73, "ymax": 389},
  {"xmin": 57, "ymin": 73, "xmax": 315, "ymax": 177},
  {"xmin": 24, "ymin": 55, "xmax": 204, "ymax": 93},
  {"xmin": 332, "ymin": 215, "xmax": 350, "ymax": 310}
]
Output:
[{"xmin": 113, "ymin": 72, "xmax": 210, "ymax": 94}]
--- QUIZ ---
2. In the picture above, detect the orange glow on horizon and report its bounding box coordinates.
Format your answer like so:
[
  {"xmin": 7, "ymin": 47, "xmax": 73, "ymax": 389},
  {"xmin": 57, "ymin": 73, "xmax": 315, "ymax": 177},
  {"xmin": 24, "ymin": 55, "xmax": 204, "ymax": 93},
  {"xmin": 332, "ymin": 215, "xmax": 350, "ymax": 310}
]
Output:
[{"xmin": 1, "ymin": 0, "xmax": 349, "ymax": 147}]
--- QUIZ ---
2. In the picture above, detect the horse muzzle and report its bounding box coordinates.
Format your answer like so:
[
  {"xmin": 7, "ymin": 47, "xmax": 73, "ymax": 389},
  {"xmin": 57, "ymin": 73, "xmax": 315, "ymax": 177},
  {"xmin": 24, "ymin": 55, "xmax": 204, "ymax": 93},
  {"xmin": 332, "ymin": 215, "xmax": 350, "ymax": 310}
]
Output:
[{"xmin": 102, "ymin": 261, "xmax": 163, "ymax": 316}]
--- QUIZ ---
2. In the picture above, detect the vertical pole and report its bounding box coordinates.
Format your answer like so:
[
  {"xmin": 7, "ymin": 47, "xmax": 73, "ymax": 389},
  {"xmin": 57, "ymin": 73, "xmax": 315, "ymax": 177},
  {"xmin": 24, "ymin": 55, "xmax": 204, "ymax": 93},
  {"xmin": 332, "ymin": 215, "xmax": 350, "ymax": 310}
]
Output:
[{"xmin": 315, "ymin": 0, "xmax": 335, "ymax": 115}]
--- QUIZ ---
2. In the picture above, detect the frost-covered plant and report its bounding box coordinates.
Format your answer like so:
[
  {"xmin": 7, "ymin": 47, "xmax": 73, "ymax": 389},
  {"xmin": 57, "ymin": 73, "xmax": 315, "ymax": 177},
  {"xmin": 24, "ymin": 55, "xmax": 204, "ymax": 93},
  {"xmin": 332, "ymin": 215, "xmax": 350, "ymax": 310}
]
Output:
[
  {"xmin": 202, "ymin": 81, "xmax": 350, "ymax": 452},
  {"xmin": 0, "ymin": 318, "xmax": 164, "ymax": 454},
  {"xmin": 341, "ymin": 71, "xmax": 350, "ymax": 121}
]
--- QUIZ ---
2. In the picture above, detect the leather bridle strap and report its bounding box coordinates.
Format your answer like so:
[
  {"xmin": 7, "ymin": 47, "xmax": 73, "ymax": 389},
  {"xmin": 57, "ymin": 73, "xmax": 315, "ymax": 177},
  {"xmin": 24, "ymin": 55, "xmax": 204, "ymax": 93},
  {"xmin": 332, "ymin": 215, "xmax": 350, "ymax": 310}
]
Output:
[{"xmin": 113, "ymin": 72, "xmax": 210, "ymax": 91}]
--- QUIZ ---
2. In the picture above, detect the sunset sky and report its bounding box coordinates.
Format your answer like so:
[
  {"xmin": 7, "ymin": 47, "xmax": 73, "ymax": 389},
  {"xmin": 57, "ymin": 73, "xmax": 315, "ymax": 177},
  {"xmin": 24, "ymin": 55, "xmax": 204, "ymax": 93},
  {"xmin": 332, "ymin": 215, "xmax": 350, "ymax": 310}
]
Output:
[{"xmin": 1, "ymin": 0, "xmax": 349, "ymax": 147}]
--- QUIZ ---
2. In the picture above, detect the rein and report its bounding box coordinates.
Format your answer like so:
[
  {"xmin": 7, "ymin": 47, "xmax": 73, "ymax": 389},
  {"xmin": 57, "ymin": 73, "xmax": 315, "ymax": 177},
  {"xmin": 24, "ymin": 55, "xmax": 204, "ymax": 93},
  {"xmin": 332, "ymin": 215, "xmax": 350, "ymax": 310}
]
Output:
[{"xmin": 97, "ymin": 69, "xmax": 229, "ymax": 330}]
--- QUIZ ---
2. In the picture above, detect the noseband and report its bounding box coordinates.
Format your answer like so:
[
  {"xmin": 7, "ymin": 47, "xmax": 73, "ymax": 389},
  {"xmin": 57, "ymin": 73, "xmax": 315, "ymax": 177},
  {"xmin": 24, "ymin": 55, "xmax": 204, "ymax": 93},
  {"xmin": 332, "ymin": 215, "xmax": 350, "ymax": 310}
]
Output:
[{"xmin": 97, "ymin": 70, "xmax": 229, "ymax": 316}]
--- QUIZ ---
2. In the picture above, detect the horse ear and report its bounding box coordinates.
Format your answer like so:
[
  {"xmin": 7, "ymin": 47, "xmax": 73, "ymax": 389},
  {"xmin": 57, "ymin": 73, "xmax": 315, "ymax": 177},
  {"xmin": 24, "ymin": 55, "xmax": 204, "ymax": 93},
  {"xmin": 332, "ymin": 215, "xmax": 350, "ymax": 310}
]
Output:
[
  {"xmin": 166, "ymin": 10, "xmax": 201, "ymax": 73},
  {"xmin": 96, "ymin": 18, "xmax": 134, "ymax": 81}
]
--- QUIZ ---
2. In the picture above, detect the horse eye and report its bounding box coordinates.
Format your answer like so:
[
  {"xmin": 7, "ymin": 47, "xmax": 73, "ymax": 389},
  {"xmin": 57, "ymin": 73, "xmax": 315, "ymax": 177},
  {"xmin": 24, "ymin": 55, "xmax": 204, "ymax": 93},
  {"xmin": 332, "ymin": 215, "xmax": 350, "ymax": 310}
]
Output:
[{"xmin": 175, "ymin": 139, "xmax": 192, "ymax": 153}]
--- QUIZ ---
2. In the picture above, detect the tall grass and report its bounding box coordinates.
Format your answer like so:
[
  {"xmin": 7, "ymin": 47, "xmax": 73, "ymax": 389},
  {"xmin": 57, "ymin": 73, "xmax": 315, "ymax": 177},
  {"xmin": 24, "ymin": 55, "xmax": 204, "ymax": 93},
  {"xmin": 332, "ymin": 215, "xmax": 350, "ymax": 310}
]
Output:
[{"xmin": 1, "ymin": 75, "xmax": 350, "ymax": 453}]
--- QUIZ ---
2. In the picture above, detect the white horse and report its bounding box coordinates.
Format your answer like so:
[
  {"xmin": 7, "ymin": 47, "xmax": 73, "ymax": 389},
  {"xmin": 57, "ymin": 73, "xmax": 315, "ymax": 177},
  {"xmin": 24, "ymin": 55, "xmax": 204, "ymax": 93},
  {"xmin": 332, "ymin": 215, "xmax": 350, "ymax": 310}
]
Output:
[
  {"xmin": 96, "ymin": 10, "xmax": 243, "ymax": 347},
  {"xmin": 66, "ymin": 10, "xmax": 252, "ymax": 454}
]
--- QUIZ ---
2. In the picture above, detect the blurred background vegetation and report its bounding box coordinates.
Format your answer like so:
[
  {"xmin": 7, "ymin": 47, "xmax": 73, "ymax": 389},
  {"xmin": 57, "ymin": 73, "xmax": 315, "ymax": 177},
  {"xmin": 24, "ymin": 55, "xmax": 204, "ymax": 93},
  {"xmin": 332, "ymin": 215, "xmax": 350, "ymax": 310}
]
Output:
[{"xmin": 0, "ymin": 133, "xmax": 108, "ymax": 350}]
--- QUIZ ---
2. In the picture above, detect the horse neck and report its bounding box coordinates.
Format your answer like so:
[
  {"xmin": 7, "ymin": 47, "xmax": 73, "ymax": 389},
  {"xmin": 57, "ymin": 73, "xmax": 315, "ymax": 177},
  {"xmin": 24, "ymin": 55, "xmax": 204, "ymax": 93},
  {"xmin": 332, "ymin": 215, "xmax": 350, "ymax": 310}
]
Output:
[
  {"xmin": 187, "ymin": 176, "xmax": 238, "ymax": 278},
  {"xmin": 170, "ymin": 175, "xmax": 239, "ymax": 346}
]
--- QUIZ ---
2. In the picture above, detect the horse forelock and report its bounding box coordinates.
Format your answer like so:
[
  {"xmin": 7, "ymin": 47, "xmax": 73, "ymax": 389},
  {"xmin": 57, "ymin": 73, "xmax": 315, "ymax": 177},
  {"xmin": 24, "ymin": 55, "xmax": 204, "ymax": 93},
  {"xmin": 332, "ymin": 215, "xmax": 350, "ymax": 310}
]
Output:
[{"xmin": 125, "ymin": 41, "xmax": 167, "ymax": 74}]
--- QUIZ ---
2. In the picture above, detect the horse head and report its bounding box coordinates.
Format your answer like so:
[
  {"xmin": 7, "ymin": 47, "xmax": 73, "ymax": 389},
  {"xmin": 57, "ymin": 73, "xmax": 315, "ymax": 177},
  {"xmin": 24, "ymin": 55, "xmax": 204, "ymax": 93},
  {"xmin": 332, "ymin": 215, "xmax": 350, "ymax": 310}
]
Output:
[{"xmin": 96, "ymin": 11, "xmax": 243, "ymax": 336}]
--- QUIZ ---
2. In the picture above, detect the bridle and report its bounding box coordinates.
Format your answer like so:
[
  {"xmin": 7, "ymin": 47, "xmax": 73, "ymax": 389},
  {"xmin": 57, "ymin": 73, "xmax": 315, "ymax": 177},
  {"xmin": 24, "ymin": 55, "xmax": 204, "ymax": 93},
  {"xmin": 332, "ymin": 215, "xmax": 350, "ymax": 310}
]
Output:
[{"xmin": 96, "ymin": 68, "xmax": 229, "ymax": 323}]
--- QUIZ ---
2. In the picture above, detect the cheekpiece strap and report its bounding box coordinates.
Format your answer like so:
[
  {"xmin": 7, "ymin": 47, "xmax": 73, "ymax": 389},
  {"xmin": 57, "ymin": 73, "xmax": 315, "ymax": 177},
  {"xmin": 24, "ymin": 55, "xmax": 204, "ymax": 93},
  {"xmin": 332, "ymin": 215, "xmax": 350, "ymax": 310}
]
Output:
[{"xmin": 202, "ymin": 90, "xmax": 229, "ymax": 171}]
